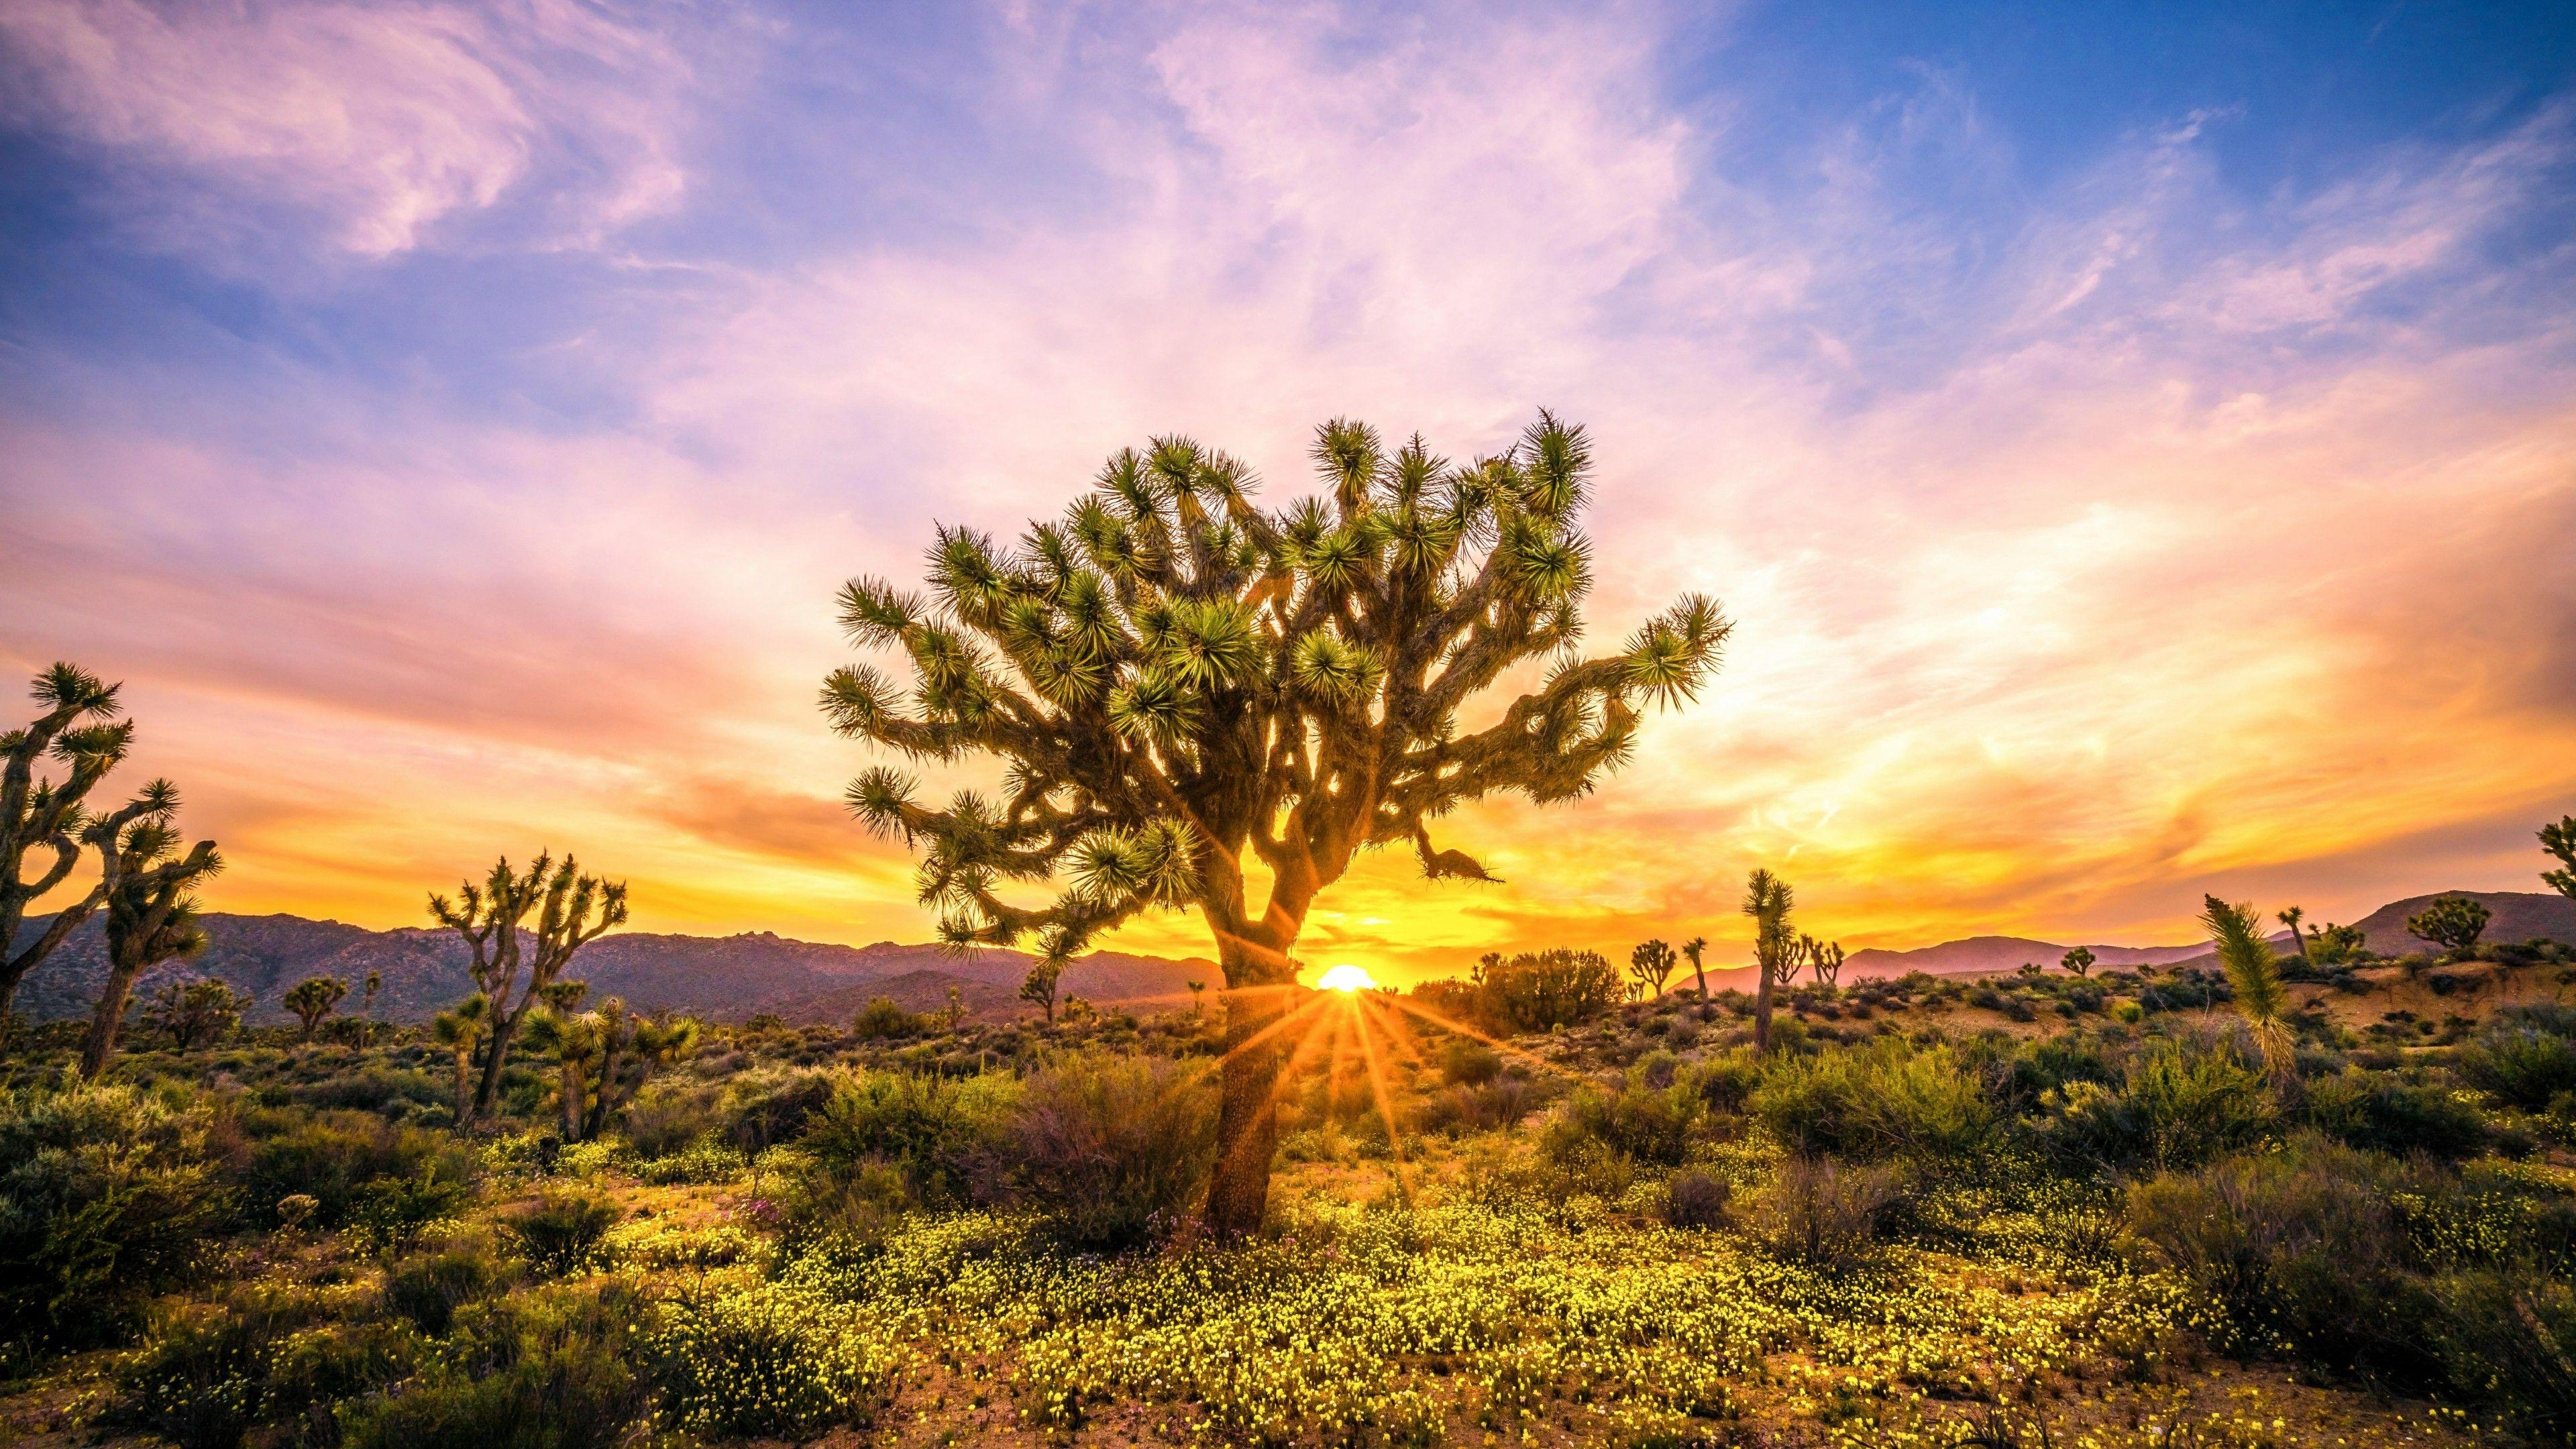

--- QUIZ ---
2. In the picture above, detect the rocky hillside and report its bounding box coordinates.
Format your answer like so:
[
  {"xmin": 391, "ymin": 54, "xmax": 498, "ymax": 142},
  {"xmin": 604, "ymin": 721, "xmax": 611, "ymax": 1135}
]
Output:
[{"xmin": 11, "ymin": 912, "xmax": 1210, "ymax": 1025}]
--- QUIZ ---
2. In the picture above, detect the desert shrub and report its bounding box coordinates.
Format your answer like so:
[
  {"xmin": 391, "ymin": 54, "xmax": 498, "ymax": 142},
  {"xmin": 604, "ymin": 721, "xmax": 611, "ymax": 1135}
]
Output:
[
  {"xmin": 0, "ymin": 1080, "xmax": 235, "ymax": 1364},
  {"xmin": 1550, "ymin": 1079, "xmax": 1699, "ymax": 1168},
  {"xmin": 2457, "ymin": 1008, "xmax": 2576, "ymax": 1109},
  {"xmin": 798, "ymin": 1068, "xmax": 1019, "ymax": 1211},
  {"xmin": 1440, "ymin": 1040, "xmax": 1503, "ymax": 1086},
  {"xmin": 2422, "ymin": 1269, "xmax": 2576, "ymax": 1440},
  {"xmin": 384, "ymin": 1236, "xmax": 516, "ymax": 1335},
  {"xmin": 1994, "ymin": 1032, "xmax": 2118, "ymax": 1109},
  {"xmin": 2040, "ymin": 1040, "xmax": 2272, "ymax": 1175},
  {"xmin": 1661, "ymin": 1170, "xmax": 1731, "ymax": 1229},
  {"xmin": 1011, "ymin": 1055, "xmax": 1218, "ymax": 1248},
  {"xmin": 2302, "ymin": 1069, "xmax": 2487, "ymax": 1161},
  {"xmin": 339, "ymin": 1279, "xmax": 652, "ymax": 1449},
  {"xmin": 1750, "ymin": 1040, "xmax": 1994, "ymax": 1169},
  {"xmin": 2126, "ymin": 1136, "xmax": 2431, "ymax": 1375},
  {"xmin": 288, "ymin": 1068, "xmax": 445, "ymax": 1117},
  {"xmin": 631, "ymin": 1134, "xmax": 747, "ymax": 1185},
  {"xmin": 242, "ymin": 1110, "xmax": 476, "ymax": 1227},
  {"xmin": 505, "ymin": 1191, "xmax": 621, "ymax": 1277},
  {"xmin": 1737, "ymin": 1157, "xmax": 1909, "ymax": 1269},
  {"xmin": 647, "ymin": 1271, "xmax": 898, "ymax": 1438},
  {"xmin": 1682, "ymin": 1051, "xmax": 1763, "ymax": 1116},
  {"xmin": 616, "ymin": 1080, "xmax": 727, "ymax": 1158},
  {"xmin": 1416, "ymin": 1074, "xmax": 1546, "ymax": 1136},
  {"xmin": 349, "ymin": 1163, "xmax": 475, "ymax": 1252},
  {"xmin": 1479, "ymin": 948, "xmax": 1623, "ymax": 1032},
  {"xmin": 851, "ymin": 996, "xmax": 927, "ymax": 1040},
  {"xmin": 117, "ymin": 1283, "xmax": 415, "ymax": 1449},
  {"xmin": 721, "ymin": 1067, "xmax": 839, "ymax": 1155}
]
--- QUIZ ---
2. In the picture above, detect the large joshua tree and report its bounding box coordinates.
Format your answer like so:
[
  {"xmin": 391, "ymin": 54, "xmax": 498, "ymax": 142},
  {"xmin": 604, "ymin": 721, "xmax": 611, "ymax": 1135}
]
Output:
[
  {"xmin": 824, "ymin": 415, "xmax": 1726, "ymax": 1234},
  {"xmin": 79, "ymin": 783, "xmax": 222, "ymax": 1080},
  {"xmin": 1, "ymin": 663, "xmax": 137, "ymax": 1030},
  {"xmin": 429, "ymin": 853, "xmax": 629, "ymax": 1125}
]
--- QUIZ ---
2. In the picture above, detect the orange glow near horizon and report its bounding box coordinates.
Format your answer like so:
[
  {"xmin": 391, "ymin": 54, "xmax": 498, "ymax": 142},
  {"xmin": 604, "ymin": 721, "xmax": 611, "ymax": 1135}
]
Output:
[{"xmin": 3, "ymin": 4, "xmax": 2571, "ymax": 989}]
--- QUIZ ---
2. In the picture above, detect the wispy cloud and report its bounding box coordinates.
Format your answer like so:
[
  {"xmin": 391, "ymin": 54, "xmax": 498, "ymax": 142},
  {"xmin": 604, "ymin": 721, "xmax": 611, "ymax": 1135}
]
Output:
[
  {"xmin": 0, "ymin": 0, "xmax": 706, "ymax": 258},
  {"xmin": 3, "ymin": 1, "xmax": 2571, "ymax": 976}
]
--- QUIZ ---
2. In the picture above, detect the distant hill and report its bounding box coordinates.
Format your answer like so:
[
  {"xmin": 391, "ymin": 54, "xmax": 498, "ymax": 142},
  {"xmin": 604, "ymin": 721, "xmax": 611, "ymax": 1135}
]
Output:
[
  {"xmin": 1839, "ymin": 891, "xmax": 2576, "ymax": 979},
  {"xmin": 11, "ymin": 912, "xmax": 1211, "ymax": 1025}
]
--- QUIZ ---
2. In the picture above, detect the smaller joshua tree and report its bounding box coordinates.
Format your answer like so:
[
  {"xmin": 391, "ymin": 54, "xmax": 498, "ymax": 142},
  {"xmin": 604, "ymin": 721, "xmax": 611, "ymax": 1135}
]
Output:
[
  {"xmin": 2202, "ymin": 896, "xmax": 2292, "ymax": 1083},
  {"xmin": 430, "ymin": 852, "xmax": 628, "ymax": 1124},
  {"xmin": 2406, "ymin": 895, "xmax": 2490, "ymax": 960},
  {"xmin": 81, "ymin": 782, "xmax": 222, "ymax": 1079},
  {"xmin": 1628, "ymin": 938, "xmax": 1678, "ymax": 1000},
  {"xmin": 1805, "ymin": 936, "xmax": 1846, "ymax": 989},
  {"xmin": 1743, "ymin": 870, "xmax": 1794, "ymax": 1052},
  {"xmin": 1680, "ymin": 936, "xmax": 1709, "ymax": 1000},
  {"xmin": 2060, "ymin": 945, "xmax": 2094, "ymax": 978},
  {"xmin": 144, "ymin": 976, "xmax": 248, "ymax": 1053},
  {"xmin": 284, "ymin": 976, "xmax": 348, "ymax": 1042},
  {"xmin": 433, "ymin": 996, "xmax": 492, "ymax": 1122},
  {"xmin": 2276, "ymin": 906, "xmax": 2307, "ymax": 961},
  {"xmin": 1020, "ymin": 958, "xmax": 1063, "ymax": 1024}
]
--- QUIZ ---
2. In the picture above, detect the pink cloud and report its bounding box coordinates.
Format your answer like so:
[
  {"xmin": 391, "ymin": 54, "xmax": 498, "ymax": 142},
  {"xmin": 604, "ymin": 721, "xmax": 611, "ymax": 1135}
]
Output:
[{"xmin": 0, "ymin": 0, "xmax": 700, "ymax": 256}]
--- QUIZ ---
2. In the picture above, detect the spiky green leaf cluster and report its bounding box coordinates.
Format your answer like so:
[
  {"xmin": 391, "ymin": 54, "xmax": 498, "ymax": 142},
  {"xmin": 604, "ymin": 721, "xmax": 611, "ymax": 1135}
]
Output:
[{"xmin": 822, "ymin": 414, "xmax": 1728, "ymax": 981}]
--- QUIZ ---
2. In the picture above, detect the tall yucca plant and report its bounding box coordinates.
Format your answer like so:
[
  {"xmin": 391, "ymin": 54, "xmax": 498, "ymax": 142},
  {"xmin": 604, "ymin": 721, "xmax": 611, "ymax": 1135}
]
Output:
[
  {"xmin": 2201, "ymin": 895, "xmax": 2293, "ymax": 1081},
  {"xmin": 824, "ymin": 414, "xmax": 1727, "ymax": 1234}
]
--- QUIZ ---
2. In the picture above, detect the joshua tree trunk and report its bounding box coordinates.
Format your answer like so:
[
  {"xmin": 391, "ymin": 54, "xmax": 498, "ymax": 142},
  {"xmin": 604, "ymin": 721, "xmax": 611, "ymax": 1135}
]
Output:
[
  {"xmin": 1203, "ymin": 911, "xmax": 1301, "ymax": 1239},
  {"xmin": 80, "ymin": 956, "xmax": 145, "ymax": 1081},
  {"xmin": 1754, "ymin": 961, "xmax": 1775, "ymax": 1053},
  {"xmin": 557, "ymin": 1054, "xmax": 586, "ymax": 1142}
]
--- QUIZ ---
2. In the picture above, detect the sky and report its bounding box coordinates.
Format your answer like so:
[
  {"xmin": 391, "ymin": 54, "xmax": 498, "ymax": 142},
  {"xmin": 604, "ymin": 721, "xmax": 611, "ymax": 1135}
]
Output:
[{"xmin": 3, "ymin": 0, "xmax": 2574, "ymax": 985}]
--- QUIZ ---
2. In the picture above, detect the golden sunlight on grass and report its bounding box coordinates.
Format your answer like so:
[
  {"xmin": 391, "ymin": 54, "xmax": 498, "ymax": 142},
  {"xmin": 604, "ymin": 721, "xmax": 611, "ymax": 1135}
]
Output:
[{"xmin": 1316, "ymin": 963, "xmax": 1378, "ymax": 992}]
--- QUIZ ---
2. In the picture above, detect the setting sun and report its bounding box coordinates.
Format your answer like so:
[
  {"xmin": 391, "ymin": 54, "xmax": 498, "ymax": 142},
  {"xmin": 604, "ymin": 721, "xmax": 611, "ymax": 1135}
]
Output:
[{"xmin": 1316, "ymin": 963, "xmax": 1379, "ymax": 993}]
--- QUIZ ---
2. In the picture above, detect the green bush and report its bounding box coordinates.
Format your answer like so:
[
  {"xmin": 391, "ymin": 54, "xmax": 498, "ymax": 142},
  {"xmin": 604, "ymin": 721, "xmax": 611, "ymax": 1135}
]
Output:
[
  {"xmin": 1012, "ymin": 1055, "xmax": 1218, "ymax": 1248},
  {"xmin": 242, "ymin": 1110, "xmax": 476, "ymax": 1227},
  {"xmin": 2423, "ymin": 1269, "xmax": 2576, "ymax": 1440},
  {"xmin": 1479, "ymin": 948, "xmax": 1623, "ymax": 1032},
  {"xmin": 798, "ymin": 1068, "xmax": 1020, "ymax": 1211},
  {"xmin": 117, "ymin": 1283, "xmax": 415, "ymax": 1449},
  {"xmin": 0, "ymin": 1080, "xmax": 234, "ymax": 1364},
  {"xmin": 349, "ymin": 1163, "xmax": 474, "ymax": 1252},
  {"xmin": 504, "ymin": 1191, "xmax": 621, "ymax": 1277},
  {"xmin": 1440, "ymin": 1040, "xmax": 1503, "ymax": 1086},
  {"xmin": 1549, "ymin": 1078, "xmax": 1699, "ymax": 1168},
  {"xmin": 384, "ymin": 1236, "xmax": 516, "ymax": 1335},
  {"xmin": 2302, "ymin": 1069, "xmax": 2486, "ymax": 1161},
  {"xmin": 2457, "ymin": 1008, "xmax": 2576, "ymax": 1109},
  {"xmin": 2040, "ymin": 1041, "xmax": 2272, "ymax": 1175},
  {"xmin": 1750, "ymin": 1040, "xmax": 1995, "ymax": 1168},
  {"xmin": 339, "ymin": 1279, "xmax": 652, "ymax": 1449},
  {"xmin": 2126, "ymin": 1136, "xmax": 2431, "ymax": 1376}
]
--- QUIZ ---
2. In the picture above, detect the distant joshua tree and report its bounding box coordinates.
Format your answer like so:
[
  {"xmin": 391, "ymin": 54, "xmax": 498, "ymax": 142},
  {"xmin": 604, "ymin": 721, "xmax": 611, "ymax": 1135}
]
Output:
[
  {"xmin": 1743, "ymin": 870, "xmax": 1794, "ymax": 1052},
  {"xmin": 1020, "ymin": 959, "xmax": 1064, "ymax": 1024},
  {"xmin": 283, "ymin": 975, "xmax": 349, "ymax": 1042},
  {"xmin": 527, "ymin": 991, "xmax": 700, "ymax": 1142},
  {"xmin": 1628, "ymin": 938, "xmax": 1678, "ymax": 1000},
  {"xmin": 430, "ymin": 852, "xmax": 629, "ymax": 1125},
  {"xmin": 822, "ymin": 415, "xmax": 1727, "ymax": 1236},
  {"xmin": 433, "ymin": 996, "xmax": 492, "ymax": 1122},
  {"xmin": 1680, "ymin": 936, "xmax": 1709, "ymax": 1001},
  {"xmin": 80, "ymin": 783, "xmax": 222, "ymax": 1079},
  {"xmin": 2060, "ymin": 945, "xmax": 2094, "ymax": 978},
  {"xmin": 1805, "ymin": 936, "xmax": 1846, "ymax": 989},
  {"xmin": 2202, "ymin": 896, "xmax": 2292, "ymax": 1083},
  {"xmin": 2406, "ymin": 896, "xmax": 2491, "ymax": 959},
  {"xmin": 2276, "ymin": 906, "xmax": 2307, "ymax": 961},
  {"xmin": 144, "ymin": 976, "xmax": 249, "ymax": 1053},
  {"xmin": 1187, "ymin": 979, "xmax": 1208, "ymax": 1014}
]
